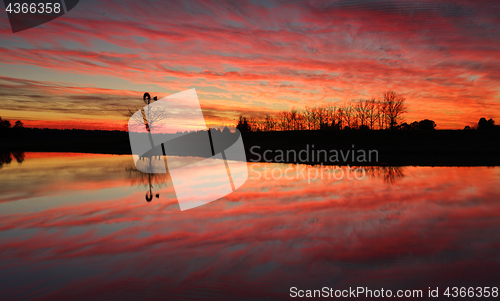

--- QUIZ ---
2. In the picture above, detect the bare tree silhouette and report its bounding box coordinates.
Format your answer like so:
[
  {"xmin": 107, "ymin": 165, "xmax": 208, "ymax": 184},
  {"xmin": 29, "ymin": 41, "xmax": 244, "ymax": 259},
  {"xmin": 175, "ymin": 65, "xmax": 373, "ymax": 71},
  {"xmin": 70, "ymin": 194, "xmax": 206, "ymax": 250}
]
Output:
[
  {"xmin": 234, "ymin": 91, "xmax": 412, "ymax": 131},
  {"xmin": 366, "ymin": 98, "xmax": 380, "ymax": 130},
  {"xmin": 383, "ymin": 91, "xmax": 407, "ymax": 130},
  {"xmin": 127, "ymin": 92, "xmax": 169, "ymax": 133}
]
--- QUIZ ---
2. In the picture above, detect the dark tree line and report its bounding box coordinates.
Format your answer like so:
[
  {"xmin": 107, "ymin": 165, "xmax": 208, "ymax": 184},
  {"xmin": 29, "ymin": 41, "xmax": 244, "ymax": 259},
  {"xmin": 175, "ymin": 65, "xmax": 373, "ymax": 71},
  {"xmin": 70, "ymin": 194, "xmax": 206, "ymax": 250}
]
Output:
[
  {"xmin": 236, "ymin": 91, "xmax": 435, "ymax": 132},
  {"xmin": 464, "ymin": 118, "xmax": 499, "ymax": 130},
  {"xmin": 399, "ymin": 119, "xmax": 437, "ymax": 130}
]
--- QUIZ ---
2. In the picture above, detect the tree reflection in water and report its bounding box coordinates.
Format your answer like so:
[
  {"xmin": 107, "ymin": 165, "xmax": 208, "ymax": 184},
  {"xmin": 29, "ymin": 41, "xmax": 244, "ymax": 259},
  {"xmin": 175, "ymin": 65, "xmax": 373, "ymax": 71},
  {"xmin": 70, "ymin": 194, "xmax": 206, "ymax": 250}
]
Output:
[
  {"xmin": 0, "ymin": 151, "xmax": 25, "ymax": 168},
  {"xmin": 125, "ymin": 158, "xmax": 406, "ymax": 203},
  {"xmin": 126, "ymin": 155, "xmax": 171, "ymax": 202},
  {"xmin": 363, "ymin": 166, "xmax": 406, "ymax": 184}
]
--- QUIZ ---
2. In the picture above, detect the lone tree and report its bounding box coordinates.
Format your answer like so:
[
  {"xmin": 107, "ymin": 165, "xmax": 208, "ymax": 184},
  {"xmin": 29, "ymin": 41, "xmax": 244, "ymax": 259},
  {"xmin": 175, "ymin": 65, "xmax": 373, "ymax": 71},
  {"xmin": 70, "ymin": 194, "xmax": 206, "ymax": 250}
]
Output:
[
  {"xmin": 383, "ymin": 91, "xmax": 407, "ymax": 129},
  {"xmin": 128, "ymin": 92, "xmax": 168, "ymax": 133}
]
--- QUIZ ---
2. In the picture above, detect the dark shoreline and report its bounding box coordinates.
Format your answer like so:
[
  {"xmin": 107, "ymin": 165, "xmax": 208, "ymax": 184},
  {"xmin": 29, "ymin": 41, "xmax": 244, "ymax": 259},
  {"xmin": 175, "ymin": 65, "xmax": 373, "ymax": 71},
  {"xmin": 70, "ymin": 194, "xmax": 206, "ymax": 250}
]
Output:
[
  {"xmin": 1, "ymin": 128, "xmax": 500, "ymax": 166},
  {"xmin": 242, "ymin": 130, "xmax": 500, "ymax": 166}
]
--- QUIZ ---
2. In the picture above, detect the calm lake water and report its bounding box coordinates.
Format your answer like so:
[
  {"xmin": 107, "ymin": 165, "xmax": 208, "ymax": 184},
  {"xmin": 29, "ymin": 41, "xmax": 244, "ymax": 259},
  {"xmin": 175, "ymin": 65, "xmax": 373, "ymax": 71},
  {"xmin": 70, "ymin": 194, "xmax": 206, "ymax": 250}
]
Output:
[{"xmin": 1, "ymin": 153, "xmax": 500, "ymax": 300}]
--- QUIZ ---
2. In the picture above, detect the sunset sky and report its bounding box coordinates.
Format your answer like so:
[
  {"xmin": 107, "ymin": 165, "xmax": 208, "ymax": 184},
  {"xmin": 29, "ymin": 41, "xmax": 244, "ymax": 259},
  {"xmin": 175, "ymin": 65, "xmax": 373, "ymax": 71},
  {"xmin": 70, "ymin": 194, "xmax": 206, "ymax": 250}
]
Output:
[{"xmin": 1, "ymin": 0, "xmax": 499, "ymax": 130}]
